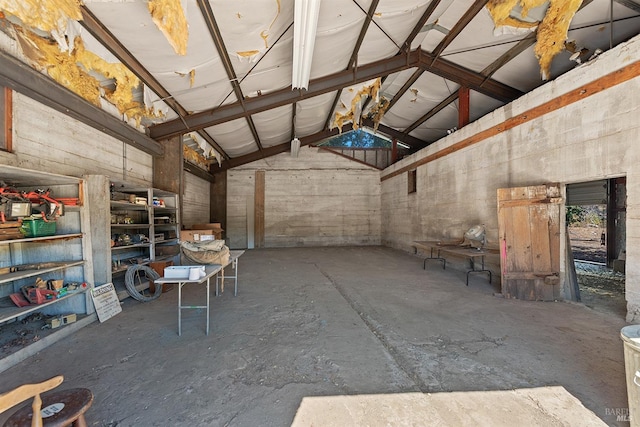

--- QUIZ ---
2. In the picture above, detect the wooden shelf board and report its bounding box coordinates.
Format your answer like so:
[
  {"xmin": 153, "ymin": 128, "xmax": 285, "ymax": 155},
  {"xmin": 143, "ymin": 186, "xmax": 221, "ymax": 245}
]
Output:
[
  {"xmin": 0, "ymin": 287, "xmax": 89, "ymax": 324},
  {"xmin": 0, "ymin": 233, "xmax": 83, "ymax": 246},
  {"xmin": 111, "ymin": 243, "xmax": 151, "ymax": 251},
  {"xmin": 0, "ymin": 261, "xmax": 84, "ymax": 285}
]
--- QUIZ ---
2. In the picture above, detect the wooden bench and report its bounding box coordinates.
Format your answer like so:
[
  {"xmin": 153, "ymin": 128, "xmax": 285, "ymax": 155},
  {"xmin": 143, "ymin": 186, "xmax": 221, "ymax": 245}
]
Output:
[{"xmin": 413, "ymin": 240, "xmax": 499, "ymax": 286}]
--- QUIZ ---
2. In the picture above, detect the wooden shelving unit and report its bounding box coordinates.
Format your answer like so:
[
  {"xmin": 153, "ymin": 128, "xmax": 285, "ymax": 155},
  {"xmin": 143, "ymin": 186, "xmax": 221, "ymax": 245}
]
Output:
[
  {"xmin": 85, "ymin": 176, "xmax": 180, "ymax": 300},
  {"xmin": 0, "ymin": 166, "xmax": 96, "ymax": 372}
]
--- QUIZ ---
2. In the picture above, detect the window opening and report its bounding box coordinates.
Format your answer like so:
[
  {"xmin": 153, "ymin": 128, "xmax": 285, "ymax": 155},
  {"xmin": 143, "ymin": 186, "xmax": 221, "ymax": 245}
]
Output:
[{"xmin": 408, "ymin": 170, "xmax": 417, "ymax": 194}]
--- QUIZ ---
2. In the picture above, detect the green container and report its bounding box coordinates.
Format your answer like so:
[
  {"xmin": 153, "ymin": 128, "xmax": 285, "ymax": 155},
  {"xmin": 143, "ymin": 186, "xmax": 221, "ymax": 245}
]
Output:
[{"xmin": 20, "ymin": 218, "xmax": 57, "ymax": 237}]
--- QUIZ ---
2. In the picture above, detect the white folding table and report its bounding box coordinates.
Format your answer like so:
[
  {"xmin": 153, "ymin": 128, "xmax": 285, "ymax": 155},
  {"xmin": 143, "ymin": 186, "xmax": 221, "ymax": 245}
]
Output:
[
  {"xmin": 216, "ymin": 250, "xmax": 245, "ymax": 296},
  {"xmin": 154, "ymin": 264, "xmax": 223, "ymax": 336}
]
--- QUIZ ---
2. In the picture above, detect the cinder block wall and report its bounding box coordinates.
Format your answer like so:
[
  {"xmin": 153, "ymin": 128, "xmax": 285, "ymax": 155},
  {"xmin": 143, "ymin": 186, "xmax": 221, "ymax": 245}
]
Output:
[
  {"xmin": 227, "ymin": 146, "xmax": 381, "ymax": 249},
  {"xmin": 381, "ymin": 35, "xmax": 640, "ymax": 321}
]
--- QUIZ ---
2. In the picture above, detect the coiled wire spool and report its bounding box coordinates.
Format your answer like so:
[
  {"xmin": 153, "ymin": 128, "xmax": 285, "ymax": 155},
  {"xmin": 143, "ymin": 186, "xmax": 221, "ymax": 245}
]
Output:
[{"xmin": 125, "ymin": 265, "xmax": 162, "ymax": 302}]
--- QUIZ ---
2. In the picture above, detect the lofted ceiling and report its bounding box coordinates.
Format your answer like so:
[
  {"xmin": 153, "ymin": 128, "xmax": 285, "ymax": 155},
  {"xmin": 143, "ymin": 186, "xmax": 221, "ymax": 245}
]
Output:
[{"xmin": 0, "ymin": 0, "xmax": 639, "ymax": 174}]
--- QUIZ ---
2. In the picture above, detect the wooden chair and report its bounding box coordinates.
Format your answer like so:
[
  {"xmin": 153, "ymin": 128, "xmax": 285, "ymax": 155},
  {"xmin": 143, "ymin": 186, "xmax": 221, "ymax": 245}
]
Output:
[{"xmin": 0, "ymin": 376, "xmax": 93, "ymax": 427}]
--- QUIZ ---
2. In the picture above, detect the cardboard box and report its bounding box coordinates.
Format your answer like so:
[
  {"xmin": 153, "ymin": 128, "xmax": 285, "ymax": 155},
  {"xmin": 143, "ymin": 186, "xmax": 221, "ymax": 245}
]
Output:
[
  {"xmin": 180, "ymin": 229, "xmax": 213, "ymax": 242},
  {"xmin": 191, "ymin": 224, "xmax": 223, "ymax": 240}
]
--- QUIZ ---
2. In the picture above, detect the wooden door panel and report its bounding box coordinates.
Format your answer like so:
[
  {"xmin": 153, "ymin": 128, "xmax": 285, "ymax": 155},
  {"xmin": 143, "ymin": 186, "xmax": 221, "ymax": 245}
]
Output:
[{"xmin": 498, "ymin": 184, "xmax": 561, "ymax": 301}]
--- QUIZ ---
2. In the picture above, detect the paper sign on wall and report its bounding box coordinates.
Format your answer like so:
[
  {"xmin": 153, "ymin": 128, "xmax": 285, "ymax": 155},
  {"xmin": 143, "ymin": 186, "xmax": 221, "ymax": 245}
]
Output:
[{"xmin": 91, "ymin": 283, "xmax": 122, "ymax": 322}]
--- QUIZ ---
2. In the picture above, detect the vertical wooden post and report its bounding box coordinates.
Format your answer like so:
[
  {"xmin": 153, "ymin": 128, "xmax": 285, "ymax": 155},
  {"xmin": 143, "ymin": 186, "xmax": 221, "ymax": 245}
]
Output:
[
  {"xmin": 211, "ymin": 170, "xmax": 227, "ymax": 238},
  {"xmin": 391, "ymin": 138, "xmax": 398, "ymax": 163},
  {"xmin": 255, "ymin": 170, "xmax": 265, "ymax": 248},
  {"xmin": 153, "ymin": 135, "xmax": 183, "ymax": 195},
  {"xmin": 458, "ymin": 86, "xmax": 470, "ymax": 129},
  {"xmin": 2, "ymin": 87, "xmax": 12, "ymax": 151}
]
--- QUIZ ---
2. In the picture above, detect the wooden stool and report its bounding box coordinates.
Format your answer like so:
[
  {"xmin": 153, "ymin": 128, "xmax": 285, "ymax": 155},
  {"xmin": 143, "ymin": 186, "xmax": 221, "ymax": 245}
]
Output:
[{"xmin": 4, "ymin": 388, "xmax": 93, "ymax": 427}]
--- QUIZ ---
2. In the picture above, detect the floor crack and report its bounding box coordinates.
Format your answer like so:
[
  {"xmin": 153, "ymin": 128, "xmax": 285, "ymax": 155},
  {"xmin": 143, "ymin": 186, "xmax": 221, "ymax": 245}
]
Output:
[{"xmin": 315, "ymin": 263, "xmax": 428, "ymax": 392}]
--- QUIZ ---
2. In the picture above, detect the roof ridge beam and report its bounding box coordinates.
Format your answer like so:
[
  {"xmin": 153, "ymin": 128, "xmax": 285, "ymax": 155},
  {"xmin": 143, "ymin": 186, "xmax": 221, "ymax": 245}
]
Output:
[{"xmin": 149, "ymin": 48, "xmax": 424, "ymax": 139}]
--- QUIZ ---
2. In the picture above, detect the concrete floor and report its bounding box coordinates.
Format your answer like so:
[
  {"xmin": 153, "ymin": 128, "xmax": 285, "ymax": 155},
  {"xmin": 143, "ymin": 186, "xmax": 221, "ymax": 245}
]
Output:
[{"xmin": 0, "ymin": 247, "xmax": 630, "ymax": 426}]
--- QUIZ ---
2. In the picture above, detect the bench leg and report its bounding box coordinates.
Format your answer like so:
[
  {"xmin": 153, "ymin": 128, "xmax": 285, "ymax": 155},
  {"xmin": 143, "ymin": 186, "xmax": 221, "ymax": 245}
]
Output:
[
  {"xmin": 423, "ymin": 248, "xmax": 446, "ymax": 270},
  {"xmin": 466, "ymin": 270, "xmax": 491, "ymax": 286}
]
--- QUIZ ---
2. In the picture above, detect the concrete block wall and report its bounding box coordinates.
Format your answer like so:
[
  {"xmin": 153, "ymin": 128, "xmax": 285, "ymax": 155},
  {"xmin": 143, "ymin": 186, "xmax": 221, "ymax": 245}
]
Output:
[
  {"xmin": 0, "ymin": 93, "xmax": 153, "ymax": 186},
  {"xmin": 182, "ymin": 172, "xmax": 211, "ymax": 229},
  {"xmin": 227, "ymin": 146, "xmax": 381, "ymax": 249},
  {"xmin": 381, "ymin": 35, "xmax": 640, "ymax": 321}
]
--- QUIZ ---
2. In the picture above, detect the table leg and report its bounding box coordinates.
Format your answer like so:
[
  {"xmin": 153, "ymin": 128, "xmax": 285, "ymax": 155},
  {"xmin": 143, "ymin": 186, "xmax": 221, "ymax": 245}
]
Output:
[
  {"xmin": 206, "ymin": 277, "xmax": 210, "ymax": 335},
  {"xmin": 178, "ymin": 282, "xmax": 183, "ymax": 336},
  {"xmin": 234, "ymin": 258, "xmax": 239, "ymax": 296}
]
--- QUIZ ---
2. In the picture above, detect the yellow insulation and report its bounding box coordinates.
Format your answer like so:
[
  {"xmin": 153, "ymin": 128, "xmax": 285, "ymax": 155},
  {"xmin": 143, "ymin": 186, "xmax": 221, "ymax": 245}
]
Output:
[
  {"xmin": 332, "ymin": 78, "xmax": 381, "ymax": 133},
  {"xmin": 535, "ymin": 0, "xmax": 583, "ymax": 80},
  {"xmin": 485, "ymin": 0, "xmax": 541, "ymax": 30},
  {"xmin": 16, "ymin": 26, "xmax": 161, "ymax": 124},
  {"xmin": 183, "ymin": 144, "xmax": 214, "ymax": 170},
  {"xmin": 16, "ymin": 28, "xmax": 102, "ymax": 107},
  {"xmin": 486, "ymin": 0, "xmax": 583, "ymax": 80},
  {"xmin": 367, "ymin": 97, "xmax": 390, "ymax": 133},
  {"xmin": 0, "ymin": 0, "xmax": 81, "ymax": 33},
  {"xmin": 148, "ymin": 0, "xmax": 189, "ymax": 56}
]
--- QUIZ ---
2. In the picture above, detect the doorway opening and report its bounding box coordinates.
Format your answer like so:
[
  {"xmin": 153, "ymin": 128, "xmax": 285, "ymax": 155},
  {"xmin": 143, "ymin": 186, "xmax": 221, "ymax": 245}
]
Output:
[{"xmin": 566, "ymin": 178, "xmax": 626, "ymax": 318}]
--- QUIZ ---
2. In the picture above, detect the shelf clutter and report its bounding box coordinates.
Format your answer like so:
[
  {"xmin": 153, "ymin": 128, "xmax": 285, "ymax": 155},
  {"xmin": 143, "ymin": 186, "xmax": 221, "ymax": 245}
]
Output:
[{"xmin": 181, "ymin": 223, "xmax": 224, "ymax": 242}]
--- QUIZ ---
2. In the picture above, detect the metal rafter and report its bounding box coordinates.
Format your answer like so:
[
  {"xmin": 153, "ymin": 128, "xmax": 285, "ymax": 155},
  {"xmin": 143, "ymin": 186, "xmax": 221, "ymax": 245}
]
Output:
[
  {"xmin": 359, "ymin": 0, "xmax": 441, "ymax": 123},
  {"xmin": 322, "ymin": 0, "xmax": 380, "ymax": 133},
  {"xmin": 150, "ymin": 48, "xmax": 521, "ymax": 140},
  {"xmin": 348, "ymin": 0, "xmax": 380, "ymax": 69},
  {"xmin": 211, "ymin": 118, "xmax": 428, "ymax": 171},
  {"xmin": 151, "ymin": 49, "xmax": 422, "ymax": 139},
  {"xmin": 197, "ymin": 0, "xmax": 263, "ymax": 152},
  {"xmin": 383, "ymin": 68, "xmax": 425, "ymax": 113},
  {"xmin": 403, "ymin": 91, "xmax": 459, "ymax": 135},
  {"xmin": 402, "ymin": 0, "xmax": 443, "ymax": 52},
  {"xmin": 400, "ymin": 0, "xmax": 599, "ymax": 140},
  {"xmin": 430, "ymin": 0, "xmax": 489, "ymax": 63},
  {"xmin": 615, "ymin": 0, "xmax": 640, "ymax": 13},
  {"xmin": 418, "ymin": 51, "xmax": 520, "ymax": 102},
  {"xmin": 79, "ymin": 6, "xmax": 229, "ymax": 160}
]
